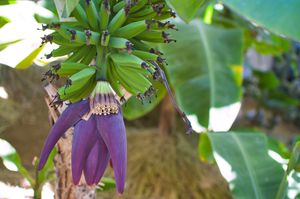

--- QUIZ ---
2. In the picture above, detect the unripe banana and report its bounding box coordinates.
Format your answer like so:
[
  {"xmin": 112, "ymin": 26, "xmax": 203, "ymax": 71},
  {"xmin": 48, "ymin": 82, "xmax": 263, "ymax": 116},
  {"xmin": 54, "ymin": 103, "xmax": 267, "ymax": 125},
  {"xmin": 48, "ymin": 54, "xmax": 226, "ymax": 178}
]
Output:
[
  {"xmin": 109, "ymin": 37, "xmax": 133, "ymax": 51},
  {"xmin": 65, "ymin": 46, "xmax": 91, "ymax": 62},
  {"xmin": 80, "ymin": 46, "xmax": 96, "ymax": 65},
  {"xmin": 53, "ymin": 62, "xmax": 90, "ymax": 77},
  {"xmin": 51, "ymin": 46, "xmax": 78, "ymax": 57},
  {"xmin": 116, "ymin": 66, "xmax": 152, "ymax": 93},
  {"xmin": 54, "ymin": 25, "xmax": 100, "ymax": 45},
  {"xmin": 130, "ymin": 38, "xmax": 151, "ymax": 51},
  {"xmin": 110, "ymin": 53, "xmax": 145, "ymax": 69},
  {"xmin": 107, "ymin": 61, "xmax": 124, "ymax": 97},
  {"xmin": 130, "ymin": 0, "xmax": 148, "ymax": 13},
  {"xmin": 130, "ymin": 6, "xmax": 154, "ymax": 18},
  {"xmin": 99, "ymin": 1, "xmax": 110, "ymax": 30},
  {"xmin": 108, "ymin": 9, "xmax": 127, "ymax": 33},
  {"xmin": 58, "ymin": 67, "xmax": 96, "ymax": 100},
  {"xmin": 72, "ymin": 4, "xmax": 89, "ymax": 28},
  {"xmin": 113, "ymin": 20, "xmax": 147, "ymax": 39},
  {"xmin": 135, "ymin": 30, "xmax": 175, "ymax": 43},
  {"xmin": 132, "ymin": 50, "xmax": 159, "ymax": 61},
  {"xmin": 50, "ymin": 32, "xmax": 83, "ymax": 47},
  {"xmin": 113, "ymin": 1, "xmax": 125, "ymax": 13},
  {"xmin": 68, "ymin": 78, "xmax": 97, "ymax": 102},
  {"xmin": 84, "ymin": 0, "xmax": 100, "ymax": 31}
]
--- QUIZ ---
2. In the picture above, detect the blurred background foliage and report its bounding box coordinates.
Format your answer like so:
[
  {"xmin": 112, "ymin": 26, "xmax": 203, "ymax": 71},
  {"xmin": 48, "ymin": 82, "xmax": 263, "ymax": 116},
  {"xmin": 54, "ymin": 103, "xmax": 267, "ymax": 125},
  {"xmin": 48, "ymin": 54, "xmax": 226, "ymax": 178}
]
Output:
[{"xmin": 1, "ymin": 0, "xmax": 300, "ymax": 198}]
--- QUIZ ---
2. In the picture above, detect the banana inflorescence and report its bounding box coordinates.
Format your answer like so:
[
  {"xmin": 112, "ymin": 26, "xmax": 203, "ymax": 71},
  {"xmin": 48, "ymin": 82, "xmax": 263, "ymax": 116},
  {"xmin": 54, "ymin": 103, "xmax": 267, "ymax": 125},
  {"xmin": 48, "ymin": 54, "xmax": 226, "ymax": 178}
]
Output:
[{"xmin": 40, "ymin": 0, "xmax": 177, "ymax": 104}]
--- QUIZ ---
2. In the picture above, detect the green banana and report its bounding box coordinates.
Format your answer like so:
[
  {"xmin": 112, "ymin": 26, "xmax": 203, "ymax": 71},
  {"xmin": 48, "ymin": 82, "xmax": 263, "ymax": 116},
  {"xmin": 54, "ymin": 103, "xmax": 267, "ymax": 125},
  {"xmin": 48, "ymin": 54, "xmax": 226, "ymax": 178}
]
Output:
[
  {"xmin": 113, "ymin": 0, "xmax": 147, "ymax": 13},
  {"xmin": 108, "ymin": 9, "xmax": 127, "ymax": 33},
  {"xmin": 146, "ymin": 20, "xmax": 178, "ymax": 31},
  {"xmin": 113, "ymin": 64, "xmax": 140, "ymax": 95},
  {"xmin": 65, "ymin": 46, "xmax": 90, "ymax": 63},
  {"xmin": 99, "ymin": 1, "xmax": 110, "ymax": 30},
  {"xmin": 94, "ymin": 0, "xmax": 103, "ymax": 9},
  {"xmin": 109, "ymin": 37, "xmax": 132, "ymax": 50},
  {"xmin": 58, "ymin": 67, "xmax": 96, "ymax": 100},
  {"xmin": 154, "ymin": 10, "xmax": 176, "ymax": 20},
  {"xmin": 80, "ymin": 46, "xmax": 96, "ymax": 65},
  {"xmin": 110, "ymin": 53, "xmax": 145, "ymax": 69},
  {"xmin": 130, "ymin": 6, "xmax": 154, "ymax": 18},
  {"xmin": 113, "ymin": 20, "xmax": 147, "ymax": 39},
  {"xmin": 130, "ymin": 0, "xmax": 148, "ymax": 13},
  {"xmin": 117, "ymin": 66, "xmax": 151, "ymax": 93},
  {"xmin": 132, "ymin": 50, "xmax": 159, "ymax": 61},
  {"xmin": 112, "ymin": 1, "xmax": 125, "ymax": 13},
  {"xmin": 53, "ymin": 62, "xmax": 91, "ymax": 77},
  {"xmin": 55, "ymin": 25, "xmax": 100, "ymax": 45},
  {"xmin": 50, "ymin": 32, "xmax": 83, "ymax": 47},
  {"xmin": 72, "ymin": 4, "xmax": 89, "ymax": 28},
  {"xmin": 69, "ymin": 78, "xmax": 97, "ymax": 102},
  {"xmin": 107, "ymin": 61, "xmax": 124, "ymax": 97},
  {"xmin": 130, "ymin": 38, "xmax": 151, "ymax": 51},
  {"xmin": 135, "ymin": 30, "xmax": 173, "ymax": 43},
  {"xmin": 51, "ymin": 46, "xmax": 78, "ymax": 57},
  {"xmin": 84, "ymin": 0, "xmax": 100, "ymax": 31}
]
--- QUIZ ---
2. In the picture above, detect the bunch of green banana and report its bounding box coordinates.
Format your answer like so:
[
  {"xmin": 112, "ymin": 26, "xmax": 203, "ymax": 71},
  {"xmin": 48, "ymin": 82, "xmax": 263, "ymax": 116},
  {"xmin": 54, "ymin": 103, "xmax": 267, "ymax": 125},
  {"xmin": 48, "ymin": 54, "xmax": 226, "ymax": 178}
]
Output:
[{"xmin": 39, "ymin": 0, "xmax": 177, "ymax": 104}]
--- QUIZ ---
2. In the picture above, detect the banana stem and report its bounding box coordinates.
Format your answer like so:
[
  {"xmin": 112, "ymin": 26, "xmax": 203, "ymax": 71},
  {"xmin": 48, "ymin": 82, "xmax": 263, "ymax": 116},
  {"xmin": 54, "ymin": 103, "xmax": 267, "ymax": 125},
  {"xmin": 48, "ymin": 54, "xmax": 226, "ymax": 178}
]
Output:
[{"xmin": 96, "ymin": 45, "xmax": 108, "ymax": 80}]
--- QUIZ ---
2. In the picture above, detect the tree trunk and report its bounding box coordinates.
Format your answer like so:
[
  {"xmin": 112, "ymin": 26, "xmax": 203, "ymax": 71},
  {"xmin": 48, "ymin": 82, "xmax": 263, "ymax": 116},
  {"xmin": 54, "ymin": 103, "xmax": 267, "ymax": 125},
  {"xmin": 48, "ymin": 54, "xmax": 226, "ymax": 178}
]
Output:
[
  {"xmin": 45, "ymin": 84, "xmax": 96, "ymax": 199},
  {"xmin": 159, "ymin": 95, "xmax": 176, "ymax": 135}
]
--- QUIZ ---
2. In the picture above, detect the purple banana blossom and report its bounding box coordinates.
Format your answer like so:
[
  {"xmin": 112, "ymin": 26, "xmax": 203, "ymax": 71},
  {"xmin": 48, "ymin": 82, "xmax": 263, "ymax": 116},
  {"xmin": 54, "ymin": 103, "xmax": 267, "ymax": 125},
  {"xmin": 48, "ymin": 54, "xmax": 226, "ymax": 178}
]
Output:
[{"xmin": 39, "ymin": 81, "xmax": 127, "ymax": 193}]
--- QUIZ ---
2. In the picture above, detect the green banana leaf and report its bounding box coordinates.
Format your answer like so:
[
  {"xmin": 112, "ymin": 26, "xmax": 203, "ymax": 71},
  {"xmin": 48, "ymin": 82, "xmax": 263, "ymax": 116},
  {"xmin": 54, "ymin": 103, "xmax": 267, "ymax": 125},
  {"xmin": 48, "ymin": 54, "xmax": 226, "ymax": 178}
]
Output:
[
  {"xmin": 0, "ymin": 0, "xmax": 16, "ymax": 5},
  {"xmin": 160, "ymin": 20, "xmax": 243, "ymax": 130},
  {"xmin": 221, "ymin": 0, "xmax": 300, "ymax": 42},
  {"xmin": 0, "ymin": 138, "xmax": 34, "ymax": 186},
  {"xmin": 276, "ymin": 142, "xmax": 300, "ymax": 199},
  {"xmin": 199, "ymin": 132, "xmax": 284, "ymax": 199},
  {"xmin": 0, "ymin": 39, "xmax": 21, "ymax": 51},
  {"xmin": 16, "ymin": 45, "xmax": 45, "ymax": 69},
  {"xmin": 166, "ymin": 0, "xmax": 205, "ymax": 23},
  {"xmin": 0, "ymin": 16, "xmax": 10, "ymax": 28}
]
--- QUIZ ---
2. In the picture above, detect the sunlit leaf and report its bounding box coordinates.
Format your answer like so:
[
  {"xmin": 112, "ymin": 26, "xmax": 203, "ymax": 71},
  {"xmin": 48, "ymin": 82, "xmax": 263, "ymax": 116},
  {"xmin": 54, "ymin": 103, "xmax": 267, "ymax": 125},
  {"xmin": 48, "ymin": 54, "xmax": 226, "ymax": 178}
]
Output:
[
  {"xmin": 0, "ymin": 16, "xmax": 10, "ymax": 28},
  {"xmin": 221, "ymin": 0, "xmax": 300, "ymax": 41},
  {"xmin": 0, "ymin": 0, "xmax": 16, "ymax": 5},
  {"xmin": 199, "ymin": 132, "xmax": 284, "ymax": 199},
  {"xmin": 0, "ymin": 39, "xmax": 21, "ymax": 51},
  {"xmin": 0, "ymin": 138, "xmax": 34, "ymax": 186},
  {"xmin": 160, "ymin": 20, "xmax": 243, "ymax": 131},
  {"xmin": 16, "ymin": 45, "xmax": 45, "ymax": 69}
]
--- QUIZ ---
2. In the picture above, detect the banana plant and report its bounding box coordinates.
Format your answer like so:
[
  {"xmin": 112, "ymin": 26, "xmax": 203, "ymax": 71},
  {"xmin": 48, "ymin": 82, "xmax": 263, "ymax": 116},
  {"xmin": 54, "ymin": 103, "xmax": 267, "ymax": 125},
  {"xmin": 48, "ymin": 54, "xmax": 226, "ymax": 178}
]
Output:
[{"xmin": 36, "ymin": 0, "xmax": 192, "ymax": 194}]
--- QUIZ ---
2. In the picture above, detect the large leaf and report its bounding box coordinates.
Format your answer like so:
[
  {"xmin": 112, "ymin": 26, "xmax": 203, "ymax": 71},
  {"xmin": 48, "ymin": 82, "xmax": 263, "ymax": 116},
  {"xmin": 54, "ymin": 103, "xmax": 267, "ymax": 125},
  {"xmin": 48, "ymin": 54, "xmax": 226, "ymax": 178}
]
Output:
[
  {"xmin": 0, "ymin": 39, "xmax": 21, "ymax": 51},
  {"xmin": 54, "ymin": 0, "xmax": 80, "ymax": 18},
  {"xmin": 15, "ymin": 45, "xmax": 45, "ymax": 69},
  {"xmin": 275, "ymin": 142, "xmax": 300, "ymax": 199},
  {"xmin": 0, "ymin": 16, "xmax": 10, "ymax": 28},
  {"xmin": 166, "ymin": 0, "xmax": 205, "ymax": 23},
  {"xmin": 0, "ymin": 138, "xmax": 34, "ymax": 185},
  {"xmin": 199, "ymin": 132, "xmax": 284, "ymax": 199},
  {"xmin": 0, "ymin": 0, "xmax": 16, "ymax": 5},
  {"xmin": 160, "ymin": 20, "xmax": 243, "ymax": 131},
  {"xmin": 221, "ymin": 0, "xmax": 300, "ymax": 41},
  {"xmin": 123, "ymin": 81, "xmax": 166, "ymax": 120},
  {"xmin": 0, "ymin": 2, "xmax": 54, "ymax": 68}
]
